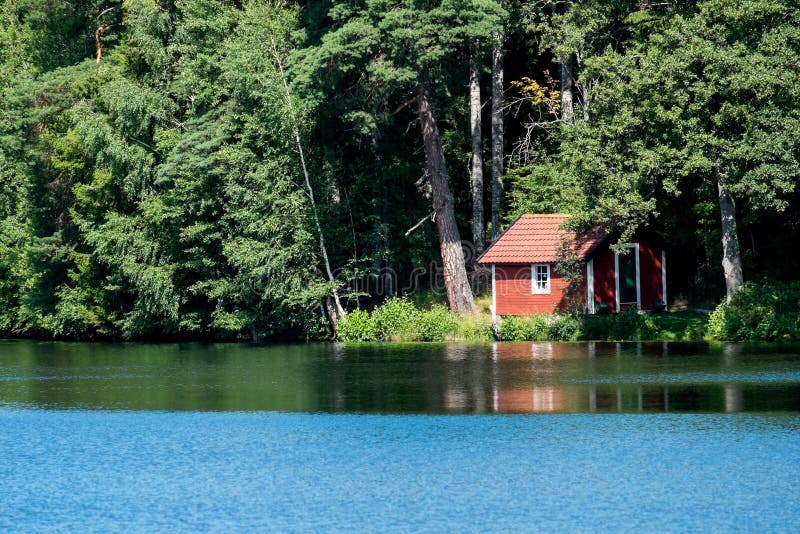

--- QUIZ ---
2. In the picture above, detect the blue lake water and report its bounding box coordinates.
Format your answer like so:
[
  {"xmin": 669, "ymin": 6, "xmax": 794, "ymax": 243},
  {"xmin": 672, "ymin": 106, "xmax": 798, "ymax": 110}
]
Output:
[{"xmin": 1, "ymin": 341, "xmax": 799, "ymax": 531}]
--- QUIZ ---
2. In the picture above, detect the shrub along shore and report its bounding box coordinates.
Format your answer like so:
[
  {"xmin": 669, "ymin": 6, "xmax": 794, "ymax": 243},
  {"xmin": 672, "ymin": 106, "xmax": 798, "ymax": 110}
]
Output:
[{"xmin": 336, "ymin": 281, "xmax": 800, "ymax": 343}]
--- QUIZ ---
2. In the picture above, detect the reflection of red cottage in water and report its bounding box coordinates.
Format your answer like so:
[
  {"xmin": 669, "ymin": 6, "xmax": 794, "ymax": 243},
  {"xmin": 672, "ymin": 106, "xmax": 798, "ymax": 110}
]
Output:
[{"xmin": 477, "ymin": 214, "xmax": 667, "ymax": 318}]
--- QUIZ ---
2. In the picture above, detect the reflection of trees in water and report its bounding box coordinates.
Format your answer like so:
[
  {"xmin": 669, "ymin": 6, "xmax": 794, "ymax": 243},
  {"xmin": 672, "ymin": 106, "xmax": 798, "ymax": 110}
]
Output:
[
  {"xmin": 2, "ymin": 341, "xmax": 799, "ymax": 414},
  {"xmin": 1, "ymin": 342, "xmax": 325, "ymax": 411},
  {"xmin": 443, "ymin": 344, "xmax": 490, "ymax": 413}
]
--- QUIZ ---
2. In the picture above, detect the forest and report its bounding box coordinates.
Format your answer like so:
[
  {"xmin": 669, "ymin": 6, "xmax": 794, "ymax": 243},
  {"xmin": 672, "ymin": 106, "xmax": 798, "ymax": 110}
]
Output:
[{"xmin": 0, "ymin": 0, "xmax": 798, "ymax": 341}]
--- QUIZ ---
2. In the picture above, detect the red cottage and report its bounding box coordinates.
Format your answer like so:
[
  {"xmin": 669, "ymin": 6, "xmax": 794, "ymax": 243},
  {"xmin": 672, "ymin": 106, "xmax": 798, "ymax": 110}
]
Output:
[{"xmin": 477, "ymin": 214, "xmax": 667, "ymax": 319}]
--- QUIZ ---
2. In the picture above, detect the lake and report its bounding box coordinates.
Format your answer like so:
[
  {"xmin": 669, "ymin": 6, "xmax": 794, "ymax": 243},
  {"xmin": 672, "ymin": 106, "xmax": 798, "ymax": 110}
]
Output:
[{"xmin": 1, "ymin": 340, "xmax": 799, "ymax": 530}]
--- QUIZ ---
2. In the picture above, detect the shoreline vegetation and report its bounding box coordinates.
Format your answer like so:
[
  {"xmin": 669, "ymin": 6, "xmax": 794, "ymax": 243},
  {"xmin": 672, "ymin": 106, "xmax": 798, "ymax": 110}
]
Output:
[
  {"xmin": 2, "ymin": 281, "xmax": 797, "ymax": 344},
  {"xmin": 336, "ymin": 297, "xmax": 710, "ymax": 343},
  {"xmin": 337, "ymin": 281, "xmax": 800, "ymax": 344}
]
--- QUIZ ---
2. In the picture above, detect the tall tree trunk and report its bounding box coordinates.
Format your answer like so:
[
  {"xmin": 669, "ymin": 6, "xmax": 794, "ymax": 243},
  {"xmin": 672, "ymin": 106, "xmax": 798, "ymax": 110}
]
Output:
[
  {"xmin": 490, "ymin": 30, "xmax": 504, "ymax": 240},
  {"xmin": 469, "ymin": 50, "xmax": 485, "ymax": 255},
  {"xmin": 560, "ymin": 53, "xmax": 574, "ymax": 122},
  {"xmin": 271, "ymin": 37, "xmax": 345, "ymax": 324},
  {"xmin": 250, "ymin": 321, "xmax": 259, "ymax": 343},
  {"xmin": 416, "ymin": 82, "xmax": 476, "ymax": 313},
  {"xmin": 717, "ymin": 173, "xmax": 744, "ymax": 302},
  {"xmin": 558, "ymin": 0, "xmax": 575, "ymax": 122}
]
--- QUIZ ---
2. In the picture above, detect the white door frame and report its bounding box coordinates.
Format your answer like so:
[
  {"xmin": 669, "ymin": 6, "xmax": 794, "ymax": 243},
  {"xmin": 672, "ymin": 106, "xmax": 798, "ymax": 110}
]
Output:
[
  {"xmin": 614, "ymin": 243, "xmax": 641, "ymax": 311},
  {"xmin": 587, "ymin": 259, "xmax": 595, "ymax": 314},
  {"xmin": 661, "ymin": 250, "xmax": 667, "ymax": 306}
]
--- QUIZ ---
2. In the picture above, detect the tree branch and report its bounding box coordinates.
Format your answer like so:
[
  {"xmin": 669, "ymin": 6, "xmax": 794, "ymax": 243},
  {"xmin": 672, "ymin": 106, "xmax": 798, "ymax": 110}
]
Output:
[
  {"xmin": 392, "ymin": 97, "xmax": 418, "ymax": 115},
  {"xmin": 404, "ymin": 211, "xmax": 434, "ymax": 236}
]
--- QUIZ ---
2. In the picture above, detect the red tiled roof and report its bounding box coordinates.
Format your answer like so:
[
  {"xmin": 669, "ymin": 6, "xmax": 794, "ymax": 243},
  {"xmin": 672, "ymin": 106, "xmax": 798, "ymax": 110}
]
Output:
[{"xmin": 477, "ymin": 214, "xmax": 606, "ymax": 264}]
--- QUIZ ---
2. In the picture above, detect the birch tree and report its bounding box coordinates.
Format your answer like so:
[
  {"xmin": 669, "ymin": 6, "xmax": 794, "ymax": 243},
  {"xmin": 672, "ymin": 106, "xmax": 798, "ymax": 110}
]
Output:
[
  {"xmin": 490, "ymin": 29, "xmax": 504, "ymax": 240},
  {"xmin": 269, "ymin": 36, "xmax": 346, "ymax": 323},
  {"xmin": 469, "ymin": 49, "xmax": 485, "ymax": 254},
  {"xmin": 299, "ymin": 0, "xmax": 505, "ymax": 313}
]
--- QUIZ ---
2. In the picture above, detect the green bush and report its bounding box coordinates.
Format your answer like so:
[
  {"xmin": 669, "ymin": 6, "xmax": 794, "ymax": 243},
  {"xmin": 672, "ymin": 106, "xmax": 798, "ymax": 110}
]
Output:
[
  {"xmin": 336, "ymin": 309, "xmax": 376, "ymax": 342},
  {"xmin": 616, "ymin": 307, "xmax": 656, "ymax": 339},
  {"xmin": 499, "ymin": 316, "xmax": 530, "ymax": 341},
  {"xmin": 581, "ymin": 307, "xmax": 657, "ymax": 341},
  {"xmin": 707, "ymin": 303, "xmax": 728, "ymax": 340},
  {"xmin": 499, "ymin": 315, "xmax": 548, "ymax": 341},
  {"xmin": 547, "ymin": 315, "xmax": 581, "ymax": 341},
  {"xmin": 581, "ymin": 315, "xmax": 613, "ymax": 340},
  {"xmin": 338, "ymin": 300, "xmax": 458, "ymax": 342},
  {"xmin": 708, "ymin": 281, "xmax": 800, "ymax": 341},
  {"xmin": 458, "ymin": 316, "xmax": 496, "ymax": 341},
  {"xmin": 413, "ymin": 305, "xmax": 458, "ymax": 341},
  {"xmin": 371, "ymin": 297, "xmax": 420, "ymax": 341}
]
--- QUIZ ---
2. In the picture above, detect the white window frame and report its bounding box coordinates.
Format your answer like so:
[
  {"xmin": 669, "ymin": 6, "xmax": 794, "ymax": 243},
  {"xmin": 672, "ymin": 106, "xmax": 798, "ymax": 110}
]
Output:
[
  {"xmin": 587, "ymin": 259, "xmax": 595, "ymax": 314},
  {"xmin": 531, "ymin": 263, "xmax": 551, "ymax": 295},
  {"xmin": 614, "ymin": 243, "xmax": 641, "ymax": 311}
]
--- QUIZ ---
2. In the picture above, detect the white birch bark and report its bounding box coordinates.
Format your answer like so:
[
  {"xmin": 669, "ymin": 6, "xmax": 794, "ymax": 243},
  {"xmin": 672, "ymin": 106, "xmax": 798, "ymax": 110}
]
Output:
[
  {"xmin": 490, "ymin": 30, "xmax": 504, "ymax": 241},
  {"xmin": 717, "ymin": 173, "xmax": 744, "ymax": 302},
  {"xmin": 271, "ymin": 37, "xmax": 346, "ymax": 322},
  {"xmin": 469, "ymin": 50, "xmax": 485, "ymax": 254},
  {"xmin": 560, "ymin": 52, "xmax": 574, "ymax": 122}
]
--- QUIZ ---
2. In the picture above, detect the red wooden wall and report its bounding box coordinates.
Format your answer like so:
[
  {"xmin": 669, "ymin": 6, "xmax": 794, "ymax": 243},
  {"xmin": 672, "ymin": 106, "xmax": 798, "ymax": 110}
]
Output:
[
  {"xmin": 592, "ymin": 237, "xmax": 664, "ymax": 312},
  {"xmin": 592, "ymin": 247, "xmax": 616, "ymax": 310},
  {"xmin": 494, "ymin": 264, "xmax": 586, "ymax": 315},
  {"xmin": 638, "ymin": 239, "xmax": 664, "ymax": 310},
  {"xmin": 493, "ymin": 236, "xmax": 664, "ymax": 315}
]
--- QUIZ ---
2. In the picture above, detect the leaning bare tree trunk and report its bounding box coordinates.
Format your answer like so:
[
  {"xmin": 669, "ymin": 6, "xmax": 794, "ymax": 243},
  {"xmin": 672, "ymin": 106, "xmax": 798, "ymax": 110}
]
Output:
[
  {"xmin": 560, "ymin": 53, "xmax": 574, "ymax": 122},
  {"xmin": 417, "ymin": 82, "xmax": 476, "ymax": 313},
  {"xmin": 490, "ymin": 30, "xmax": 504, "ymax": 241},
  {"xmin": 469, "ymin": 50, "xmax": 485, "ymax": 255},
  {"xmin": 272, "ymin": 38, "xmax": 345, "ymax": 324},
  {"xmin": 717, "ymin": 173, "xmax": 744, "ymax": 302}
]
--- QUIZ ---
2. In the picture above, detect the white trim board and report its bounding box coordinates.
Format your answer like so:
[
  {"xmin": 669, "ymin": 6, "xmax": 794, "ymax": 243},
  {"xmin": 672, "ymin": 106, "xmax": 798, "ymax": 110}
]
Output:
[
  {"xmin": 587, "ymin": 259, "xmax": 595, "ymax": 314},
  {"xmin": 614, "ymin": 243, "xmax": 641, "ymax": 311},
  {"xmin": 491, "ymin": 264, "xmax": 497, "ymax": 323},
  {"xmin": 635, "ymin": 245, "xmax": 641, "ymax": 309},
  {"xmin": 614, "ymin": 252, "xmax": 619, "ymax": 312},
  {"xmin": 661, "ymin": 250, "xmax": 667, "ymax": 307}
]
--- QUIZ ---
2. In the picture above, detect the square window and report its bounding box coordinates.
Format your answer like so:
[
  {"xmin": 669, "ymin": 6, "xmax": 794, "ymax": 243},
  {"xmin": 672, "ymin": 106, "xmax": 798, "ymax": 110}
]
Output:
[{"xmin": 532, "ymin": 264, "xmax": 550, "ymax": 294}]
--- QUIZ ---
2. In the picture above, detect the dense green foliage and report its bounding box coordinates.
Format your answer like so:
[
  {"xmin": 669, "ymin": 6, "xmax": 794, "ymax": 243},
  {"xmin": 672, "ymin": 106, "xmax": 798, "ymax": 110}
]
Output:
[
  {"xmin": 498, "ymin": 315, "xmax": 548, "ymax": 342},
  {"xmin": 708, "ymin": 281, "xmax": 800, "ymax": 341},
  {"xmin": 497, "ymin": 314, "xmax": 583, "ymax": 342},
  {"xmin": 0, "ymin": 0, "xmax": 797, "ymax": 340},
  {"xmin": 336, "ymin": 298, "xmax": 713, "ymax": 342},
  {"xmin": 497, "ymin": 309, "xmax": 710, "ymax": 342},
  {"xmin": 336, "ymin": 309, "xmax": 376, "ymax": 342},
  {"xmin": 581, "ymin": 308, "xmax": 708, "ymax": 341},
  {"xmin": 337, "ymin": 297, "xmax": 458, "ymax": 342}
]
